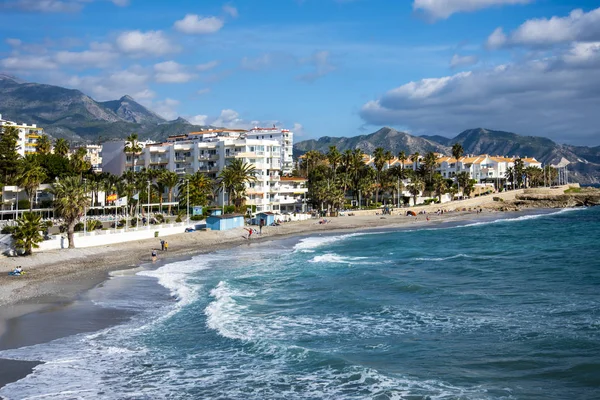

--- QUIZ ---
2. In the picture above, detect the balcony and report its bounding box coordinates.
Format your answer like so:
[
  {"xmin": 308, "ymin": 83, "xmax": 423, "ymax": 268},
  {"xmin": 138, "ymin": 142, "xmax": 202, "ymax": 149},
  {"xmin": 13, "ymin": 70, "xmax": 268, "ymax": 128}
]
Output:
[
  {"xmin": 150, "ymin": 158, "xmax": 168, "ymax": 164},
  {"xmin": 234, "ymin": 152, "xmax": 257, "ymax": 158},
  {"xmin": 269, "ymin": 175, "xmax": 280, "ymax": 181},
  {"xmin": 199, "ymin": 154, "xmax": 218, "ymax": 161}
]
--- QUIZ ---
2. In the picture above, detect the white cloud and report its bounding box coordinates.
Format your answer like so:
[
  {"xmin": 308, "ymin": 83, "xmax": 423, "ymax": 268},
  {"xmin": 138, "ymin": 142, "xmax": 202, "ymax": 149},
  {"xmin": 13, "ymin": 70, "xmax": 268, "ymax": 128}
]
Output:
[
  {"xmin": 449, "ymin": 53, "xmax": 479, "ymax": 68},
  {"xmin": 487, "ymin": 7, "xmax": 600, "ymax": 48},
  {"xmin": 241, "ymin": 53, "xmax": 275, "ymax": 70},
  {"xmin": 223, "ymin": 4, "xmax": 238, "ymax": 18},
  {"xmin": 153, "ymin": 61, "xmax": 197, "ymax": 83},
  {"xmin": 413, "ymin": 0, "xmax": 533, "ymax": 21},
  {"xmin": 297, "ymin": 50, "xmax": 336, "ymax": 82},
  {"xmin": 0, "ymin": 55, "xmax": 57, "ymax": 70},
  {"xmin": 65, "ymin": 66, "xmax": 154, "ymax": 101},
  {"xmin": 2, "ymin": 0, "xmax": 129, "ymax": 12},
  {"xmin": 115, "ymin": 30, "xmax": 177, "ymax": 57},
  {"xmin": 188, "ymin": 114, "xmax": 209, "ymax": 125},
  {"xmin": 151, "ymin": 98, "xmax": 180, "ymax": 120},
  {"xmin": 174, "ymin": 14, "xmax": 224, "ymax": 34},
  {"xmin": 54, "ymin": 48, "xmax": 118, "ymax": 68},
  {"xmin": 197, "ymin": 60, "xmax": 220, "ymax": 71},
  {"xmin": 292, "ymin": 123, "xmax": 305, "ymax": 136},
  {"xmin": 5, "ymin": 38, "xmax": 22, "ymax": 47},
  {"xmin": 360, "ymin": 47, "xmax": 600, "ymax": 144}
]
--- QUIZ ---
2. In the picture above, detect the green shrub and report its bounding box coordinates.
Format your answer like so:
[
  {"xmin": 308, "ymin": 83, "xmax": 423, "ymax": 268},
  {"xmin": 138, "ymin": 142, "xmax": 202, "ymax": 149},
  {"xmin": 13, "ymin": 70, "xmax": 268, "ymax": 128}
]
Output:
[
  {"xmin": 493, "ymin": 197, "xmax": 504, "ymax": 202},
  {"xmin": 564, "ymin": 187, "xmax": 583, "ymax": 194},
  {"xmin": 17, "ymin": 199, "xmax": 30, "ymax": 210},
  {"xmin": 190, "ymin": 215, "xmax": 205, "ymax": 221},
  {"xmin": 155, "ymin": 214, "xmax": 165, "ymax": 223},
  {"xmin": 1, "ymin": 225, "xmax": 16, "ymax": 234},
  {"xmin": 224, "ymin": 205, "xmax": 235, "ymax": 214},
  {"xmin": 175, "ymin": 215, "xmax": 182, "ymax": 223}
]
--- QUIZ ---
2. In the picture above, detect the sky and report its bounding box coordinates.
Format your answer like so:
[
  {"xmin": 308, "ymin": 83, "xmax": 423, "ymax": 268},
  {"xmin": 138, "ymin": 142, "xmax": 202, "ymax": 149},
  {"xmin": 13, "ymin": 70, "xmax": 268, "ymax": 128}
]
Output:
[{"xmin": 1, "ymin": 0, "xmax": 599, "ymax": 146}]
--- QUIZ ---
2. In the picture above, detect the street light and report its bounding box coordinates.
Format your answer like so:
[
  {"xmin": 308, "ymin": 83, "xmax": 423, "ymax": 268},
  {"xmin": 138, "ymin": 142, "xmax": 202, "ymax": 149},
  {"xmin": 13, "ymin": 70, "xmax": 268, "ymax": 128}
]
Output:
[
  {"xmin": 83, "ymin": 178, "xmax": 87, "ymax": 235},
  {"xmin": 183, "ymin": 179, "xmax": 189, "ymax": 225},
  {"xmin": 147, "ymin": 180, "xmax": 151, "ymax": 229}
]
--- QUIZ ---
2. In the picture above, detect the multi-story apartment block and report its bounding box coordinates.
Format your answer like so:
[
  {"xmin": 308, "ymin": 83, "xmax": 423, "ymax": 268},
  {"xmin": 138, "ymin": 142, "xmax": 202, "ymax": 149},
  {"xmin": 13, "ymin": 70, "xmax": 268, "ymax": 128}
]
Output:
[
  {"xmin": 0, "ymin": 113, "xmax": 44, "ymax": 156},
  {"xmin": 101, "ymin": 127, "xmax": 305, "ymax": 213},
  {"xmin": 246, "ymin": 127, "xmax": 294, "ymax": 175},
  {"xmin": 74, "ymin": 144, "xmax": 103, "ymax": 172}
]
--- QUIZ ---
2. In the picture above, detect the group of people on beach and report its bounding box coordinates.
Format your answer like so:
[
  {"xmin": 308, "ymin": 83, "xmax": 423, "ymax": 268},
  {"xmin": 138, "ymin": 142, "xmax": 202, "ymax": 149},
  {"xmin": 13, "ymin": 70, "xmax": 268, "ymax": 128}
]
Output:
[{"xmin": 151, "ymin": 239, "xmax": 169, "ymax": 261}]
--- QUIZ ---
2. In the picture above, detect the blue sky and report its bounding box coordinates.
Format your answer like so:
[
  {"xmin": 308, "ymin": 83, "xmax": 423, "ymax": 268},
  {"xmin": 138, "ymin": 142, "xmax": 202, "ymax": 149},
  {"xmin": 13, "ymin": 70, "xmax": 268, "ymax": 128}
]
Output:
[{"xmin": 1, "ymin": 0, "xmax": 599, "ymax": 145}]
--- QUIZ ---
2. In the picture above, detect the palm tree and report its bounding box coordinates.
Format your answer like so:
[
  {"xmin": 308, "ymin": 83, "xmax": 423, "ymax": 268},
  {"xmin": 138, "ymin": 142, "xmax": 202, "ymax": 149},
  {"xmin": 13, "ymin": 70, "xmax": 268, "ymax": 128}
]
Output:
[
  {"xmin": 218, "ymin": 159, "xmax": 257, "ymax": 210},
  {"xmin": 124, "ymin": 133, "xmax": 143, "ymax": 172},
  {"xmin": 433, "ymin": 173, "xmax": 447, "ymax": 202},
  {"xmin": 373, "ymin": 147, "xmax": 387, "ymax": 205},
  {"xmin": 398, "ymin": 150, "xmax": 407, "ymax": 179},
  {"xmin": 17, "ymin": 160, "xmax": 46, "ymax": 211},
  {"xmin": 408, "ymin": 177, "xmax": 424, "ymax": 206},
  {"xmin": 411, "ymin": 152, "xmax": 420, "ymax": 171},
  {"xmin": 160, "ymin": 171, "xmax": 180, "ymax": 214},
  {"xmin": 36, "ymin": 135, "xmax": 52, "ymax": 155},
  {"xmin": 423, "ymin": 152, "xmax": 438, "ymax": 190},
  {"xmin": 12, "ymin": 212, "xmax": 44, "ymax": 255},
  {"xmin": 505, "ymin": 166, "xmax": 515, "ymax": 190},
  {"xmin": 70, "ymin": 147, "xmax": 90, "ymax": 177},
  {"xmin": 326, "ymin": 145, "xmax": 342, "ymax": 178},
  {"xmin": 451, "ymin": 143, "xmax": 464, "ymax": 179},
  {"xmin": 514, "ymin": 158, "xmax": 525, "ymax": 188},
  {"xmin": 456, "ymin": 171, "xmax": 471, "ymax": 198},
  {"xmin": 179, "ymin": 171, "xmax": 214, "ymax": 207},
  {"xmin": 50, "ymin": 176, "xmax": 89, "ymax": 248},
  {"xmin": 54, "ymin": 138, "xmax": 70, "ymax": 157}
]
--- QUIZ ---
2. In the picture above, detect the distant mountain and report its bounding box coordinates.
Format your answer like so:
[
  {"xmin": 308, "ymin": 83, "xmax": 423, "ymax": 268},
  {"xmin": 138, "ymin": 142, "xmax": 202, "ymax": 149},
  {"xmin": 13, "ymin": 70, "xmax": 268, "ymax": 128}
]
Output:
[
  {"xmin": 295, "ymin": 127, "xmax": 600, "ymax": 184},
  {"xmin": 0, "ymin": 75, "xmax": 207, "ymax": 143},
  {"xmin": 294, "ymin": 127, "xmax": 449, "ymax": 157}
]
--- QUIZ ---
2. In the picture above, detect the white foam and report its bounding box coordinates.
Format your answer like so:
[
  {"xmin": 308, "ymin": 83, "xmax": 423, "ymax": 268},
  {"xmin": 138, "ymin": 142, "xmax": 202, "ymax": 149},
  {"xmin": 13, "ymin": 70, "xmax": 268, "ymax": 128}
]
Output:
[
  {"xmin": 204, "ymin": 281, "xmax": 254, "ymax": 340},
  {"xmin": 293, "ymin": 232, "xmax": 373, "ymax": 252},
  {"xmin": 459, "ymin": 208, "xmax": 580, "ymax": 228},
  {"xmin": 309, "ymin": 253, "xmax": 370, "ymax": 264},
  {"xmin": 414, "ymin": 254, "xmax": 471, "ymax": 262}
]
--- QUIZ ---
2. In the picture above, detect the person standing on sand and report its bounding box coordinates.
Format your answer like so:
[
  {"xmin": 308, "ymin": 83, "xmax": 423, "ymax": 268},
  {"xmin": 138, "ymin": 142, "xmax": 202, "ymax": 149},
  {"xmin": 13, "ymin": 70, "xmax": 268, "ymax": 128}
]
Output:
[
  {"xmin": 160, "ymin": 240, "xmax": 165, "ymax": 251},
  {"xmin": 152, "ymin": 250, "xmax": 157, "ymax": 262},
  {"xmin": 259, "ymin": 219, "xmax": 265, "ymax": 234},
  {"xmin": 165, "ymin": 241, "xmax": 169, "ymax": 251}
]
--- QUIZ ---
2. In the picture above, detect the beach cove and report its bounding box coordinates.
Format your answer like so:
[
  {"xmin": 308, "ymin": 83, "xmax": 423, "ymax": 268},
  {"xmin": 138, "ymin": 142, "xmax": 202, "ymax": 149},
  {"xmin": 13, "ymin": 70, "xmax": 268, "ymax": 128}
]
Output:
[{"xmin": 0, "ymin": 189, "xmax": 599, "ymax": 398}]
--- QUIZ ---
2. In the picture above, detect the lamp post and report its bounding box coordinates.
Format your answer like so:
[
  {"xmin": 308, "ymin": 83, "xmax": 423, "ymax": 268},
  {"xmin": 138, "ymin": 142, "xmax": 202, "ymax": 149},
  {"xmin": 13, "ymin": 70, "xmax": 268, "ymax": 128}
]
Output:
[
  {"xmin": 83, "ymin": 178, "xmax": 87, "ymax": 235},
  {"xmin": 186, "ymin": 179, "xmax": 189, "ymax": 225},
  {"xmin": 147, "ymin": 180, "xmax": 151, "ymax": 229},
  {"xmin": 397, "ymin": 176, "xmax": 400, "ymax": 208},
  {"xmin": 222, "ymin": 181, "xmax": 225, "ymax": 214}
]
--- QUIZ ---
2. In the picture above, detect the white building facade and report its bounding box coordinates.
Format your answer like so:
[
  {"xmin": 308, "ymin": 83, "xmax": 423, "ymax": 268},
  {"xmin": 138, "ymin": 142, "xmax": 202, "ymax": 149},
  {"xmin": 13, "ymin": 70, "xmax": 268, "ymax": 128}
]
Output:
[{"xmin": 0, "ymin": 113, "xmax": 44, "ymax": 156}]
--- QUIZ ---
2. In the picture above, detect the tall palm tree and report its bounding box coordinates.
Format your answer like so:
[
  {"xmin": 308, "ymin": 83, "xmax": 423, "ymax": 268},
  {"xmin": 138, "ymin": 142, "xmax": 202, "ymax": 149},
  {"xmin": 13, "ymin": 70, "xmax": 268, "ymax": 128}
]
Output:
[
  {"xmin": 505, "ymin": 166, "xmax": 515, "ymax": 190},
  {"xmin": 408, "ymin": 177, "xmax": 424, "ymax": 206},
  {"xmin": 160, "ymin": 171, "xmax": 180, "ymax": 214},
  {"xmin": 433, "ymin": 173, "xmax": 447, "ymax": 202},
  {"xmin": 178, "ymin": 171, "xmax": 214, "ymax": 208},
  {"xmin": 17, "ymin": 160, "xmax": 46, "ymax": 211},
  {"xmin": 373, "ymin": 147, "xmax": 387, "ymax": 205},
  {"xmin": 124, "ymin": 133, "xmax": 143, "ymax": 172},
  {"xmin": 36, "ymin": 135, "xmax": 52, "ymax": 155},
  {"xmin": 451, "ymin": 143, "xmax": 464, "ymax": 179},
  {"xmin": 50, "ymin": 176, "xmax": 89, "ymax": 248},
  {"xmin": 457, "ymin": 172, "xmax": 474, "ymax": 197},
  {"xmin": 326, "ymin": 145, "xmax": 342, "ymax": 178},
  {"xmin": 12, "ymin": 212, "xmax": 44, "ymax": 255},
  {"xmin": 54, "ymin": 138, "xmax": 70, "ymax": 157},
  {"xmin": 411, "ymin": 152, "xmax": 420, "ymax": 171},
  {"xmin": 514, "ymin": 158, "xmax": 525, "ymax": 188},
  {"xmin": 218, "ymin": 159, "xmax": 257, "ymax": 209},
  {"xmin": 423, "ymin": 152, "xmax": 438, "ymax": 188},
  {"xmin": 398, "ymin": 150, "xmax": 407, "ymax": 179},
  {"xmin": 70, "ymin": 147, "xmax": 91, "ymax": 178}
]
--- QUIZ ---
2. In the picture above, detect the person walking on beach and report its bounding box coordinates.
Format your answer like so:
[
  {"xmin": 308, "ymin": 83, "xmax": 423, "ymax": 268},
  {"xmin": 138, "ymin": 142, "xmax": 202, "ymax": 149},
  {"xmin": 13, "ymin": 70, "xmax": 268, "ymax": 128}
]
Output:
[
  {"xmin": 160, "ymin": 239, "xmax": 165, "ymax": 251},
  {"xmin": 259, "ymin": 218, "xmax": 265, "ymax": 234},
  {"xmin": 152, "ymin": 250, "xmax": 157, "ymax": 262},
  {"xmin": 164, "ymin": 241, "xmax": 169, "ymax": 251}
]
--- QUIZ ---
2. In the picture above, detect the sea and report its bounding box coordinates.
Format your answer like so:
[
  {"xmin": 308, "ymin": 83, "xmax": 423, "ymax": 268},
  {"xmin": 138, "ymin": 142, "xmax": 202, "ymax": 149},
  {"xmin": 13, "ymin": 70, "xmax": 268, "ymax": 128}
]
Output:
[{"xmin": 1, "ymin": 207, "xmax": 599, "ymax": 399}]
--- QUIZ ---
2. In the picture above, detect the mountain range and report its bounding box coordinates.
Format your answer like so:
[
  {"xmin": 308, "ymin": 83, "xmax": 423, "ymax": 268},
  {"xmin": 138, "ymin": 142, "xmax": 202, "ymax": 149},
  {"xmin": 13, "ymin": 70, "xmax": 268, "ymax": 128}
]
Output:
[
  {"xmin": 1, "ymin": 74, "xmax": 598, "ymax": 183},
  {"xmin": 0, "ymin": 74, "xmax": 208, "ymax": 142},
  {"xmin": 294, "ymin": 127, "xmax": 600, "ymax": 184}
]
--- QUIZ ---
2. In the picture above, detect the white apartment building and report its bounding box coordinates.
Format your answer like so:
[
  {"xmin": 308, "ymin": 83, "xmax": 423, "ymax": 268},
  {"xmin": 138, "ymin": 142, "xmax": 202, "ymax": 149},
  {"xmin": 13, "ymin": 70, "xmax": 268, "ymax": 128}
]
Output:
[
  {"xmin": 0, "ymin": 113, "xmax": 44, "ymax": 156},
  {"xmin": 102, "ymin": 129, "xmax": 306, "ymax": 214},
  {"xmin": 74, "ymin": 144, "xmax": 103, "ymax": 172},
  {"xmin": 246, "ymin": 127, "xmax": 294, "ymax": 175}
]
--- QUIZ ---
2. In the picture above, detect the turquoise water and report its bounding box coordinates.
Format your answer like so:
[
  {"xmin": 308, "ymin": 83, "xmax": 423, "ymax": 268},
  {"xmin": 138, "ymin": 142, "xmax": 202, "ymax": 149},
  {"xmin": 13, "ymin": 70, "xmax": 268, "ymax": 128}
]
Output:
[{"xmin": 1, "ymin": 208, "xmax": 599, "ymax": 399}]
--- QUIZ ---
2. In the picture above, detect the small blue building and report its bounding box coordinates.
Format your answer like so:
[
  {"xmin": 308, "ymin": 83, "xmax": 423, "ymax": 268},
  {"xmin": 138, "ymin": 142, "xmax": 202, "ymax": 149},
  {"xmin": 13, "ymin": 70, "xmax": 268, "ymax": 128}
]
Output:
[
  {"xmin": 206, "ymin": 214, "xmax": 245, "ymax": 231},
  {"xmin": 254, "ymin": 212, "xmax": 276, "ymax": 226}
]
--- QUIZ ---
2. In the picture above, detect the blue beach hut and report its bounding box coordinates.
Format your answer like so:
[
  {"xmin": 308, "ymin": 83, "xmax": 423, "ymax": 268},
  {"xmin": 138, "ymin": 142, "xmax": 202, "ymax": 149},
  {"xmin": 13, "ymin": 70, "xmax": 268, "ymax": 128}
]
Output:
[
  {"xmin": 206, "ymin": 214, "xmax": 245, "ymax": 231},
  {"xmin": 254, "ymin": 212, "xmax": 275, "ymax": 226}
]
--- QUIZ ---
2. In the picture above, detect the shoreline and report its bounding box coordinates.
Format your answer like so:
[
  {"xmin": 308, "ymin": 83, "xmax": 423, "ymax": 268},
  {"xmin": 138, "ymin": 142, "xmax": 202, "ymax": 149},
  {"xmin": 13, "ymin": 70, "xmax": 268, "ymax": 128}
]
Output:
[{"xmin": 0, "ymin": 198, "xmax": 584, "ymax": 391}]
